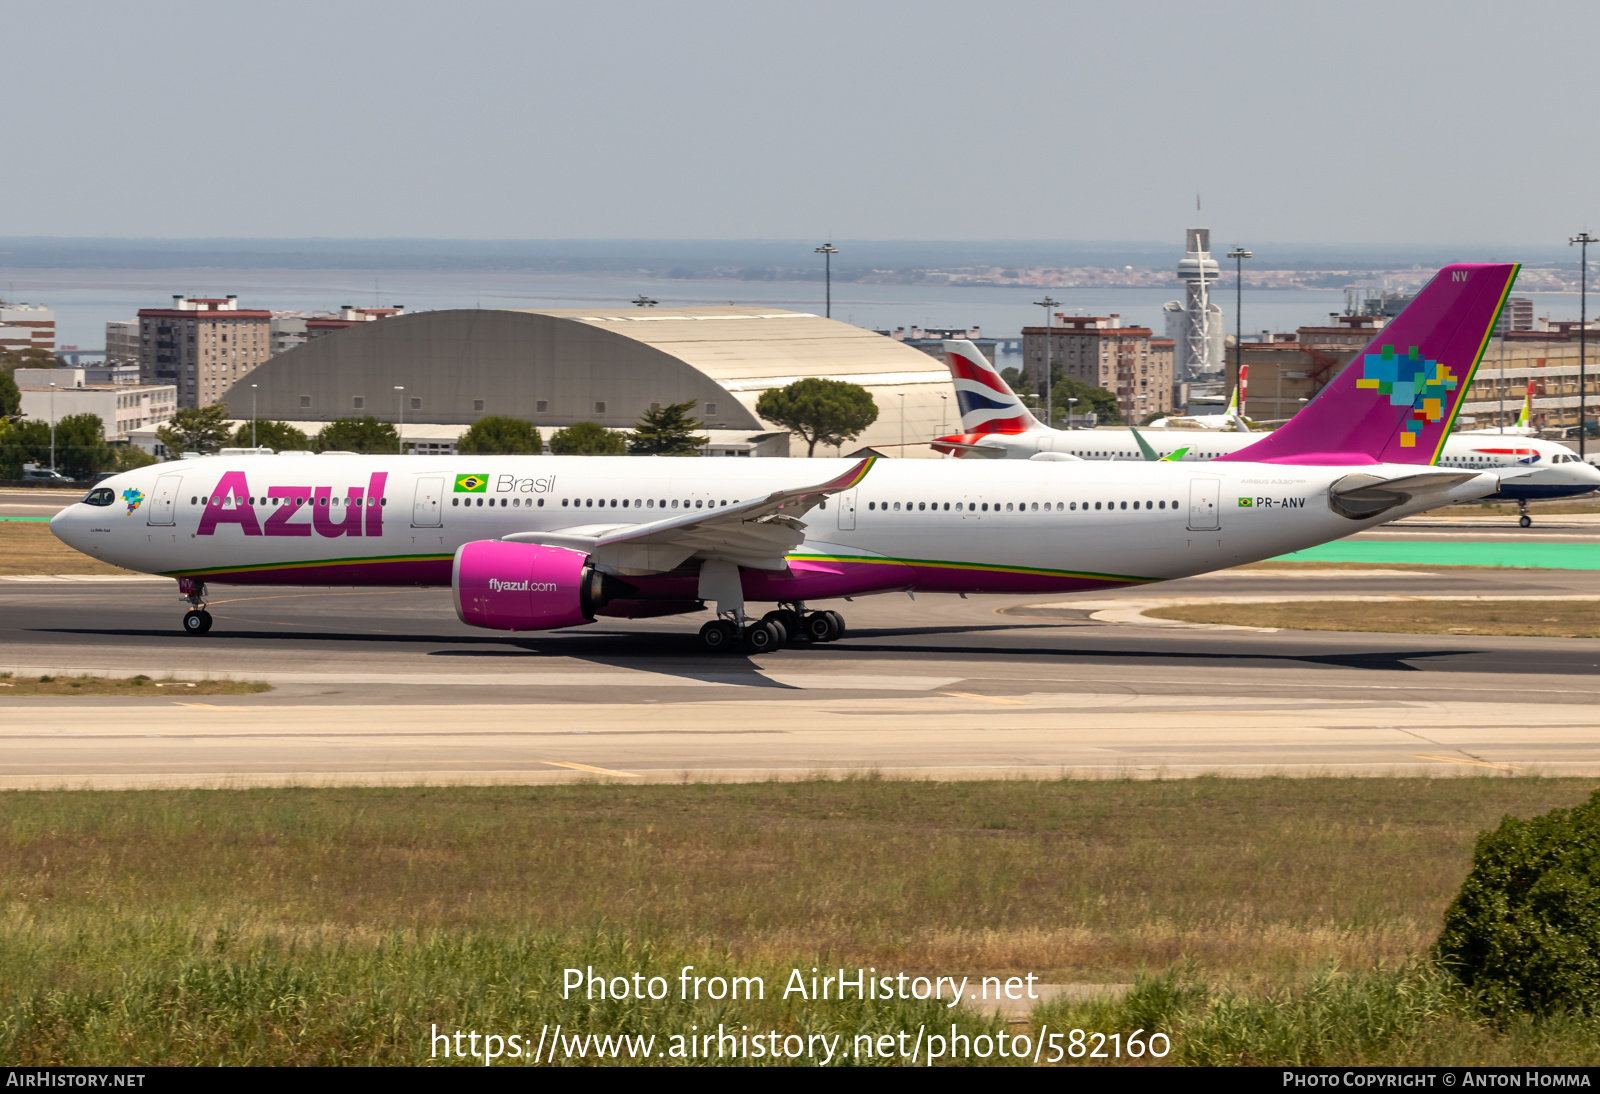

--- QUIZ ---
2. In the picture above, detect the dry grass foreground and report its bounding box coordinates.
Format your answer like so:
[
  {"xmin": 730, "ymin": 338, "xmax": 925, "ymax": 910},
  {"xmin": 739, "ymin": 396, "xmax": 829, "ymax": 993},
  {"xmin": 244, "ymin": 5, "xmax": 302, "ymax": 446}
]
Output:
[
  {"xmin": 2, "ymin": 778, "xmax": 1599, "ymax": 1065},
  {"xmin": 0, "ymin": 673, "xmax": 269, "ymax": 696},
  {"xmin": 0, "ymin": 522, "xmax": 140, "ymax": 577},
  {"xmin": 1148, "ymin": 599, "xmax": 1600, "ymax": 638}
]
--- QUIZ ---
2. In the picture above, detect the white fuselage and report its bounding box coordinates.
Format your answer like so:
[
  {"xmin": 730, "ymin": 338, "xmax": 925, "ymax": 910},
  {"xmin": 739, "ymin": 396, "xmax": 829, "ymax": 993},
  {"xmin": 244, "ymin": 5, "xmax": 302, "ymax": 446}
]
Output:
[{"xmin": 54, "ymin": 455, "xmax": 1496, "ymax": 597}]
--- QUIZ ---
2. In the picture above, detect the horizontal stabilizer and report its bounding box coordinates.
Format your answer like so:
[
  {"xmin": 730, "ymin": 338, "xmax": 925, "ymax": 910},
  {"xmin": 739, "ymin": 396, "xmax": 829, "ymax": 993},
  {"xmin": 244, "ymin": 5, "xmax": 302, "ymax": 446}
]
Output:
[{"xmin": 1327, "ymin": 470, "xmax": 1493, "ymax": 520}]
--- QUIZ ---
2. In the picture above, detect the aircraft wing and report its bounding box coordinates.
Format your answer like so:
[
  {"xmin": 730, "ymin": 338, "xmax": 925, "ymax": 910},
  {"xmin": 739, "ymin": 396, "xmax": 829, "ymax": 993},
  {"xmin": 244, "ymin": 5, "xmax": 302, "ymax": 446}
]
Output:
[{"xmin": 500, "ymin": 457, "xmax": 876, "ymax": 574}]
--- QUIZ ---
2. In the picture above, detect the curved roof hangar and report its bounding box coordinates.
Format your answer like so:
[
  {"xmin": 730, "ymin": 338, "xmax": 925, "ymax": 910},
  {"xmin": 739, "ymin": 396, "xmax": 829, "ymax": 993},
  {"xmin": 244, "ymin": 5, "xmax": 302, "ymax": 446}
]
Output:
[{"xmin": 222, "ymin": 306, "xmax": 956, "ymax": 455}]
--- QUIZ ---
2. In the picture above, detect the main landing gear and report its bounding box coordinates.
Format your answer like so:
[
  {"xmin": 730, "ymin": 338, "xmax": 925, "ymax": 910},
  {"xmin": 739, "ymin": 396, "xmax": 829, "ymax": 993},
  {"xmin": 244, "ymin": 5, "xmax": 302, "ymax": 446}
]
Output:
[
  {"xmin": 1518, "ymin": 499, "xmax": 1533, "ymax": 528},
  {"xmin": 697, "ymin": 603, "xmax": 846, "ymax": 653},
  {"xmin": 178, "ymin": 578, "xmax": 213, "ymax": 635}
]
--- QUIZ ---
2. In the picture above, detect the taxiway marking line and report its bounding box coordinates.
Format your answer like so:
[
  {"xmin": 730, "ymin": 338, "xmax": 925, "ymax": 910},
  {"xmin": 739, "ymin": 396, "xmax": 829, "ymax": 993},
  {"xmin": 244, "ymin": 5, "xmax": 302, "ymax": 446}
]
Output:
[
  {"xmin": 172, "ymin": 702, "xmax": 249, "ymax": 711},
  {"xmin": 1411, "ymin": 753, "xmax": 1521, "ymax": 771},
  {"xmin": 541, "ymin": 760, "xmax": 642, "ymax": 778},
  {"xmin": 940, "ymin": 691, "xmax": 1029, "ymax": 706}
]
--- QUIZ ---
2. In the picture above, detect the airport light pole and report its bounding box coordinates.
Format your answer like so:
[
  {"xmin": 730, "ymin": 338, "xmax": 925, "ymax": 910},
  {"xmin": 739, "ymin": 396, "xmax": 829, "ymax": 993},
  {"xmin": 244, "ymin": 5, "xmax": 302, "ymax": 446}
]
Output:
[
  {"xmin": 815, "ymin": 243, "xmax": 838, "ymax": 319},
  {"xmin": 49, "ymin": 383, "xmax": 56, "ymax": 472},
  {"xmin": 250, "ymin": 383, "xmax": 257, "ymax": 448},
  {"xmin": 940, "ymin": 392, "xmax": 948, "ymax": 435},
  {"xmin": 395, "ymin": 386, "xmax": 405, "ymax": 455},
  {"xmin": 1571, "ymin": 232, "xmax": 1595, "ymax": 457},
  {"xmin": 1034, "ymin": 296, "xmax": 1061, "ymax": 426},
  {"xmin": 898, "ymin": 391, "xmax": 905, "ymax": 453},
  {"xmin": 1227, "ymin": 248, "xmax": 1252, "ymax": 412}
]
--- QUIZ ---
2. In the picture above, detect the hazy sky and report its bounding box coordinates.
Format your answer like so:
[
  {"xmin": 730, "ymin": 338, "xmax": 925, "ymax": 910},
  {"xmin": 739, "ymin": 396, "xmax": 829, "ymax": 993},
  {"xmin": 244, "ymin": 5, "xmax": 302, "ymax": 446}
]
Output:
[{"xmin": 6, "ymin": 0, "xmax": 1596, "ymax": 245}]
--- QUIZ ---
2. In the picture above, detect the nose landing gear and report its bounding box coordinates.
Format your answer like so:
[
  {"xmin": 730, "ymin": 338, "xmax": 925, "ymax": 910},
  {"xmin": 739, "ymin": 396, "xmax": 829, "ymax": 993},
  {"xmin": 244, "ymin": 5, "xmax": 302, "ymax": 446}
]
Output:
[
  {"xmin": 1518, "ymin": 499, "xmax": 1533, "ymax": 528},
  {"xmin": 177, "ymin": 578, "xmax": 213, "ymax": 635}
]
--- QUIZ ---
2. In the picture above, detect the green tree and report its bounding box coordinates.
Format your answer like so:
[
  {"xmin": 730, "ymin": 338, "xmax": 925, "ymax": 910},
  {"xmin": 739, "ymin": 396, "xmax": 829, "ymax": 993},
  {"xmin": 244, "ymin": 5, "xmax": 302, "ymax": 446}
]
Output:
[
  {"xmin": 231, "ymin": 419, "xmax": 311, "ymax": 452},
  {"xmin": 0, "ymin": 370, "xmax": 19, "ymax": 417},
  {"xmin": 755, "ymin": 378, "xmax": 879, "ymax": 457},
  {"xmin": 548, "ymin": 421, "xmax": 625, "ymax": 455},
  {"xmin": 156, "ymin": 404, "xmax": 233, "ymax": 456},
  {"xmin": 0, "ymin": 419, "xmax": 21, "ymax": 478},
  {"xmin": 457, "ymin": 416, "xmax": 543, "ymax": 455},
  {"xmin": 1050, "ymin": 378, "xmax": 1123, "ymax": 426},
  {"xmin": 999, "ymin": 366, "xmax": 1031, "ymax": 394},
  {"xmin": 43, "ymin": 413, "xmax": 114, "ymax": 479},
  {"xmin": 10, "ymin": 419, "xmax": 49, "ymax": 465},
  {"xmin": 627, "ymin": 399, "xmax": 706, "ymax": 456},
  {"xmin": 0, "ymin": 347, "xmax": 67, "ymax": 374},
  {"xmin": 107, "ymin": 444, "xmax": 158, "ymax": 472},
  {"xmin": 313, "ymin": 416, "xmax": 400, "ymax": 454}
]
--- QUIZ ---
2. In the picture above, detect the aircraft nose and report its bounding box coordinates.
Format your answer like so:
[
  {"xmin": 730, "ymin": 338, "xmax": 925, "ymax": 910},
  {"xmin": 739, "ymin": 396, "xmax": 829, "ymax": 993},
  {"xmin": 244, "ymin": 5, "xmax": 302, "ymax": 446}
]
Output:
[{"xmin": 49, "ymin": 500, "xmax": 86, "ymax": 549}]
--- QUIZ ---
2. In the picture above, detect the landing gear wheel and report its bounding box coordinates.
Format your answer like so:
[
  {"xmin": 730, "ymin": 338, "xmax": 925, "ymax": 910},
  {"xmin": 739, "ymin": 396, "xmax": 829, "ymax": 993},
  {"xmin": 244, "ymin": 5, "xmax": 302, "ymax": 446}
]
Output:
[
  {"xmin": 1519, "ymin": 514, "xmax": 1532, "ymax": 528},
  {"xmin": 804, "ymin": 612, "xmax": 840, "ymax": 643},
  {"xmin": 743, "ymin": 620, "xmax": 782, "ymax": 653},
  {"xmin": 823, "ymin": 610, "xmax": 846, "ymax": 640},
  {"xmin": 699, "ymin": 620, "xmax": 737, "ymax": 653},
  {"xmin": 183, "ymin": 609, "xmax": 213, "ymax": 635},
  {"xmin": 763, "ymin": 610, "xmax": 800, "ymax": 645}
]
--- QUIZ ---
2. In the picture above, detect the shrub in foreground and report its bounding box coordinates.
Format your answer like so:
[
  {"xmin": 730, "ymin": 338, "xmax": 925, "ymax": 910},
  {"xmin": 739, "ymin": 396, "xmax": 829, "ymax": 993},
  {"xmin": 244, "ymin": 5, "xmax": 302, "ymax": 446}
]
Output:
[{"xmin": 1436, "ymin": 788, "xmax": 1600, "ymax": 1017}]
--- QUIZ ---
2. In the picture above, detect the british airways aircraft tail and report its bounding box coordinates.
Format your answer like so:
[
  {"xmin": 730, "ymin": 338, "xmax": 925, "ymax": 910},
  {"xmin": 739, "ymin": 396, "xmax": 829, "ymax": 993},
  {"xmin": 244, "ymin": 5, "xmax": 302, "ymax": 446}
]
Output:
[
  {"xmin": 943, "ymin": 339, "xmax": 1045, "ymax": 434},
  {"xmin": 1218, "ymin": 263, "xmax": 1520, "ymax": 466}
]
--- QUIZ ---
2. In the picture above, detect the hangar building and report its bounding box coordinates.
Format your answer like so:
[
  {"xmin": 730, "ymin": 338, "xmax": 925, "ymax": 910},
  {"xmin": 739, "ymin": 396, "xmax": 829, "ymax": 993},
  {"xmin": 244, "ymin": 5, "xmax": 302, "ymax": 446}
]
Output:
[{"xmin": 220, "ymin": 306, "xmax": 958, "ymax": 456}]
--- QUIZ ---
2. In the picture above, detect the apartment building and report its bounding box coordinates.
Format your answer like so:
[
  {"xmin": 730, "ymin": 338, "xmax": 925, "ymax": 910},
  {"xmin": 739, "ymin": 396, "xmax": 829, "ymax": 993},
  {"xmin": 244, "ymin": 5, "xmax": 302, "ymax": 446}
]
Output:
[
  {"xmin": 137, "ymin": 295, "xmax": 272, "ymax": 408},
  {"xmin": 0, "ymin": 303, "xmax": 56, "ymax": 354},
  {"xmin": 1022, "ymin": 314, "xmax": 1174, "ymax": 420}
]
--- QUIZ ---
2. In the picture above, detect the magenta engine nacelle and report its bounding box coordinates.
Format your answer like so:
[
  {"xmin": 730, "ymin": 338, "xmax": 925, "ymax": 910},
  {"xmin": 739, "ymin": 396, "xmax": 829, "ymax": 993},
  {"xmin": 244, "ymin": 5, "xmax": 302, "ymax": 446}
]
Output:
[{"xmin": 452, "ymin": 540, "xmax": 612, "ymax": 631}]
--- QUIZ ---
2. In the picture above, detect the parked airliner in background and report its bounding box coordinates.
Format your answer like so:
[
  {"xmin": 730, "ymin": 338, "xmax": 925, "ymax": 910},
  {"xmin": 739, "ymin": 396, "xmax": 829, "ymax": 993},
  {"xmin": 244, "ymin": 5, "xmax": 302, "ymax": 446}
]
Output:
[
  {"xmin": 55, "ymin": 264, "xmax": 1524, "ymax": 650},
  {"xmin": 933, "ymin": 339, "xmax": 1599, "ymax": 528}
]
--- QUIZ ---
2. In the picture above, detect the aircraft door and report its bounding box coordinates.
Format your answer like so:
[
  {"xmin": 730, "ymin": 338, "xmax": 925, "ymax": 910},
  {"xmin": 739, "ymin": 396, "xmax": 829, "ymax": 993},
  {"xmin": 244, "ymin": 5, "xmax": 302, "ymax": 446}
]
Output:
[
  {"xmin": 837, "ymin": 489, "xmax": 857, "ymax": 531},
  {"xmin": 1188, "ymin": 478, "xmax": 1220, "ymax": 531},
  {"xmin": 146, "ymin": 473, "xmax": 182, "ymax": 526},
  {"xmin": 412, "ymin": 476, "xmax": 444, "ymax": 527}
]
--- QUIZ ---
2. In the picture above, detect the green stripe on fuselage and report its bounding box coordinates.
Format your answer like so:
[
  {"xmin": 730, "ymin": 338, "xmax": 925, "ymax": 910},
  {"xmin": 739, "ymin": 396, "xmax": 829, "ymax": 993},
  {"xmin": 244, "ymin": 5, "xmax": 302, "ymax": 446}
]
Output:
[
  {"xmin": 165, "ymin": 552, "xmax": 454, "ymax": 578},
  {"xmin": 789, "ymin": 551, "xmax": 1157, "ymax": 584}
]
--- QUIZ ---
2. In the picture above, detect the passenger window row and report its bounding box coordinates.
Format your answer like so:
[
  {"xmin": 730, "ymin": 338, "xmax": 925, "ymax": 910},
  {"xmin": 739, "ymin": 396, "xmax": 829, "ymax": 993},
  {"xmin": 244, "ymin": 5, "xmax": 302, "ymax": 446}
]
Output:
[
  {"xmin": 867, "ymin": 499, "xmax": 1182, "ymax": 512},
  {"xmin": 191, "ymin": 495, "xmax": 386, "ymax": 507},
  {"xmin": 454, "ymin": 497, "xmax": 545, "ymax": 508},
  {"xmin": 558, "ymin": 498, "xmax": 732, "ymax": 510}
]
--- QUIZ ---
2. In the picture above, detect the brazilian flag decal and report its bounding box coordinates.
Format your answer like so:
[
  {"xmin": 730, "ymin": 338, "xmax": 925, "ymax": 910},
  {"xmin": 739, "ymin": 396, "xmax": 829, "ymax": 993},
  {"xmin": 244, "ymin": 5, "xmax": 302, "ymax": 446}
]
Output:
[
  {"xmin": 454, "ymin": 474, "xmax": 489, "ymax": 493},
  {"xmin": 1237, "ymin": 497, "xmax": 1253, "ymax": 507}
]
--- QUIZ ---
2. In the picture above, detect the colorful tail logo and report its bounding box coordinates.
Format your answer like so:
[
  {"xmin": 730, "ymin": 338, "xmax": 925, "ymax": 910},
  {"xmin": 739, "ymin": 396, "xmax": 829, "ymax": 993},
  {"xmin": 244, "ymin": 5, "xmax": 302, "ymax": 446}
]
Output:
[
  {"xmin": 1218, "ymin": 263, "xmax": 1519, "ymax": 466},
  {"xmin": 943, "ymin": 340, "xmax": 1043, "ymax": 435}
]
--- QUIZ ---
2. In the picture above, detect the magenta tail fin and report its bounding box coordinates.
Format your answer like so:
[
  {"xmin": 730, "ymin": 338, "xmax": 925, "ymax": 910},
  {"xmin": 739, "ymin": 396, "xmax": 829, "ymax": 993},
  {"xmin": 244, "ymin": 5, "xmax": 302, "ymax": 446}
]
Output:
[{"xmin": 1218, "ymin": 263, "xmax": 1518, "ymax": 466}]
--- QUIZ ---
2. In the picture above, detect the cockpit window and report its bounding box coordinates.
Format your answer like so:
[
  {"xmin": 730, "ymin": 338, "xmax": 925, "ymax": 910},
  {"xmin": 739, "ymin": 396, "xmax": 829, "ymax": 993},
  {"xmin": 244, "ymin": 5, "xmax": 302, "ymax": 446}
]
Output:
[{"xmin": 81, "ymin": 487, "xmax": 116, "ymax": 507}]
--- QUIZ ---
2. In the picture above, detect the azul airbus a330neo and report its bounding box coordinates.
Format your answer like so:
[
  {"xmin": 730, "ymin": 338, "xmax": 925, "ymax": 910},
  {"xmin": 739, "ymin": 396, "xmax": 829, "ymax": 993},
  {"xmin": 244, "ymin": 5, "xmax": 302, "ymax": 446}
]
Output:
[
  {"xmin": 55, "ymin": 263, "xmax": 1523, "ymax": 652},
  {"xmin": 931, "ymin": 337, "xmax": 1600, "ymax": 528}
]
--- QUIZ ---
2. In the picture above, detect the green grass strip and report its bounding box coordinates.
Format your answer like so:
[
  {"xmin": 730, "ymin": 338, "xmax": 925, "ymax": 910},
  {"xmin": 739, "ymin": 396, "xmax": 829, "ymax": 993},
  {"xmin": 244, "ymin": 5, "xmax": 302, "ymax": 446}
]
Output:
[
  {"xmin": 0, "ymin": 516, "xmax": 52, "ymax": 522},
  {"xmin": 1272, "ymin": 539, "xmax": 1600, "ymax": 569}
]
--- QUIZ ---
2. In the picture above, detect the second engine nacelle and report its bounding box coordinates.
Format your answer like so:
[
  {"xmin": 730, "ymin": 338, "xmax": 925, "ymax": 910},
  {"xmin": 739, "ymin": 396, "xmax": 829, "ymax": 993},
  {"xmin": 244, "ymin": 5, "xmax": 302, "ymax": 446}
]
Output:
[{"xmin": 452, "ymin": 540, "xmax": 632, "ymax": 631}]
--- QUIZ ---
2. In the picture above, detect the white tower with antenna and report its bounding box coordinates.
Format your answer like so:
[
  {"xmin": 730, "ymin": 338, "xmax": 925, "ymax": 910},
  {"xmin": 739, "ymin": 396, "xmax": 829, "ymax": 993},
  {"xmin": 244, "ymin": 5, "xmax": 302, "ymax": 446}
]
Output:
[{"xmin": 1164, "ymin": 227, "xmax": 1225, "ymax": 380}]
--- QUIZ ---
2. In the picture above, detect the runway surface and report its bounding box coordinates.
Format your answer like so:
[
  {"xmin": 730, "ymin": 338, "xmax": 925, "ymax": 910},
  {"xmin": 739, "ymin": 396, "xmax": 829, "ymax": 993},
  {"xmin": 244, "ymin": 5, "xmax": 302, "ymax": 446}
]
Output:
[{"xmin": 3, "ymin": 560, "xmax": 1598, "ymax": 788}]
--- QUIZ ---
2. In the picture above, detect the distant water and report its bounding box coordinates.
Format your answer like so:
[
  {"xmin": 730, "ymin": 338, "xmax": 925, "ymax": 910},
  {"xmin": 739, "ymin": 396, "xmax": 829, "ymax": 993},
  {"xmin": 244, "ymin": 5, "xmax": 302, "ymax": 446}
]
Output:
[{"xmin": 0, "ymin": 267, "xmax": 1584, "ymax": 352}]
